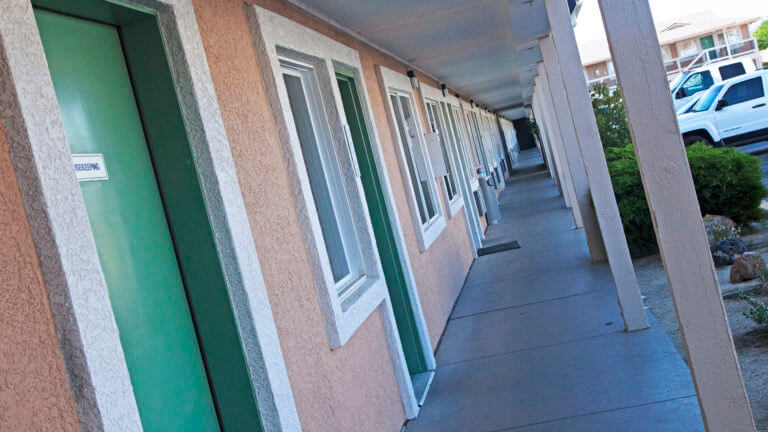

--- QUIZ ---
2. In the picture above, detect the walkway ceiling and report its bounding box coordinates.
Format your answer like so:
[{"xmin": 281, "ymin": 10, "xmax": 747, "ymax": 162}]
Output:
[{"xmin": 289, "ymin": 0, "xmax": 574, "ymax": 119}]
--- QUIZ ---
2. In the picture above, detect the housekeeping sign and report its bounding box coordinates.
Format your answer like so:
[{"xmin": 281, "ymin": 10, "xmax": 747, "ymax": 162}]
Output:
[{"xmin": 72, "ymin": 154, "xmax": 108, "ymax": 182}]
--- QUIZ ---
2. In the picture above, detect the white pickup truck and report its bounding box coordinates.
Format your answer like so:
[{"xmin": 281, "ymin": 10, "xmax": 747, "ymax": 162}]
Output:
[
  {"xmin": 677, "ymin": 69, "xmax": 768, "ymax": 147},
  {"xmin": 670, "ymin": 59, "xmax": 756, "ymax": 110}
]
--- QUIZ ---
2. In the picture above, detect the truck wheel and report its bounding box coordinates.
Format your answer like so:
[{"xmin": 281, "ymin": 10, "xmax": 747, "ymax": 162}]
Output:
[{"xmin": 683, "ymin": 134, "xmax": 712, "ymax": 147}]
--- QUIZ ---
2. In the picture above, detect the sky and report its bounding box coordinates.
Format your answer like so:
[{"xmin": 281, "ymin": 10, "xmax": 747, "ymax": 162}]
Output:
[{"xmin": 574, "ymin": 0, "xmax": 768, "ymax": 46}]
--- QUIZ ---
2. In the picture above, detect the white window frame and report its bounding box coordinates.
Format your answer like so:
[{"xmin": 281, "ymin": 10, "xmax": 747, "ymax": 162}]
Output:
[
  {"xmin": 421, "ymin": 85, "xmax": 464, "ymax": 218},
  {"xmin": 247, "ymin": 7, "xmax": 388, "ymax": 350},
  {"xmin": 246, "ymin": 6, "xmax": 430, "ymax": 419},
  {"xmin": 279, "ymin": 59, "xmax": 368, "ymax": 299},
  {"xmin": 376, "ymin": 66, "xmax": 446, "ymax": 251}
]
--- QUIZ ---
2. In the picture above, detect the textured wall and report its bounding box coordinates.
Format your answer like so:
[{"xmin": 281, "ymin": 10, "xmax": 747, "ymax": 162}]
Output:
[
  {"xmin": 192, "ymin": 0, "xmax": 473, "ymax": 430},
  {"xmin": 0, "ymin": 121, "xmax": 80, "ymax": 431}
]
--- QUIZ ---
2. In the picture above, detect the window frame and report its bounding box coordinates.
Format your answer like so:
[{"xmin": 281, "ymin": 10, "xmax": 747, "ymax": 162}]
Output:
[
  {"xmin": 376, "ymin": 66, "xmax": 446, "ymax": 251},
  {"xmin": 248, "ymin": 7, "xmax": 394, "ymax": 351},
  {"xmin": 421, "ymin": 87, "xmax": 465, "ymax": 218},
  {"xmin": 280, "ymin": 60, "xmax": 367, "ymax": 298}
]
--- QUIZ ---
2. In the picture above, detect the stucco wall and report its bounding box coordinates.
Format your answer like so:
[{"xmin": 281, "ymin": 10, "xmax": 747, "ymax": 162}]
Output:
[
  {"xmin": 0, "ymin": 122, "xmax": 80, "ymax": 430},
  {"xmin": 191, "ymin": 1, "xmax": 472, "ymax": 430},
  {"xmin": 193, "ymin": 0, "xmax": 473, "ymax": 429}
]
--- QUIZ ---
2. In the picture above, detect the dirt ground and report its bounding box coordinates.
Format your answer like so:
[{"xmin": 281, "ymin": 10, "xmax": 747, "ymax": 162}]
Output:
[{"xmin": 634, "ymin": 255, "xmax": 768, "ymax": 431}]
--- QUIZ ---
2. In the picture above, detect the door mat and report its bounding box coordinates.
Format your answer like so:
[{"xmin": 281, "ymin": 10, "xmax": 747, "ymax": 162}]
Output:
[{"xmin": 477, "ymin": 241, "xmax": 521, "ymax": 256}]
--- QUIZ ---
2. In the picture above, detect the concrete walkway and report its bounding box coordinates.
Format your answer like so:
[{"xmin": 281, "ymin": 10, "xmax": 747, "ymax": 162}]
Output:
[{"xmin": 405, "ymin": 149, "xmax": 705, "ymax": 431}]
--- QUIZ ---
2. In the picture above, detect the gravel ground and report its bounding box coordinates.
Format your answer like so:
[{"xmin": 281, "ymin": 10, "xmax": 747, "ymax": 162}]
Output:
[{"xmin": 634, "ymin": 254, "xmax": 768, "ymax": 431}]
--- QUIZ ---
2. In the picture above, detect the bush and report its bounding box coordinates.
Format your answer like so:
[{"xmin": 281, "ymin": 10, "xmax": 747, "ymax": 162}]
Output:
[
  {"xmin": 591, "ymin": 84, "xmax": 632, "ymax": 149},
  {"xmin": 756, "ymin": 20, "xmax": 768, "ymax": 51},
  {"xmin": 739, "ymin": 293, "xmax": 768, "ymax": 328},
  {"xmin": 607, "ymin": 143, "xmax": 768, "ymax": 256}
]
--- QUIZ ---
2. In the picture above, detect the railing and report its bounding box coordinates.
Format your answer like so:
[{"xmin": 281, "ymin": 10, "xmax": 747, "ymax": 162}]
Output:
[
  {"xmin": 664, "ymin": 38, "xmax": 759, "ymax": 77},
  {"xmin": 586, "ymin": 37, "xmax": 760, "ymax": 91}
]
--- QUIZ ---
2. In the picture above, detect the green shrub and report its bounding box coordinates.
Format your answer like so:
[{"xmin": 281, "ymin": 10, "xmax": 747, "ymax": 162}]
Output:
[
  {"xmin": 591, "ymin": 84, "xmax": 632, "ymax": 149},
  {"xmin": 739, "ymin": 293, "xmax": 768, "ymax": 328},
  {"xmin": 607, "ymin": 143, "xmax": 768, "ymax": 256}
]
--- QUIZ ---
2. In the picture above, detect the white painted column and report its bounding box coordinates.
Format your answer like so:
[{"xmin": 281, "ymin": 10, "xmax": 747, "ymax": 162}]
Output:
[
  {"xmin": 540, "ymin": 48, "xmax": 604, "ymax": 254},
  {"xmin": 597, "ymin": 0, "xmax": 755, "ymax": 429},
  {"xmin": 532, "ymin": 96, "xmax": 559, "ymax": 184},
  {"xmin": 535, "ymin": 74, "xmax": 578, "ymax": 212},
  {"xmin": 544, "ymin": 0, "xmax": 647, "ymax": 331}
]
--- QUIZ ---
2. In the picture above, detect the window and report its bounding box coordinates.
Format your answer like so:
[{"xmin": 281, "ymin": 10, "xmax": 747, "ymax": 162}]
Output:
[
  {"xmin": 425, "ymin": 101, "xmax": 459, "ymax": 204},
  {"xmin": 281, "ymin": 60, "xmax": 365, "ymax": 297},
  {"xmin": 446, "ymin": 105, "xmax": 478, "ymax": 185},
  {"xmin": 660, "ymin": 45, "xmax": 673, "ymax": 62},
  {"xmin": 727, "ymin": 26, "xmax": 744, "ymax": 43},
  {"xmin": 390, "ymin": 91, "xmax": 439, "ymax": 224},
  {"xmin": 676, "ymin": 39, "xmax": 699, "ymax": 58},
  {"xmin": 721, "ymin": 77, "xmax": 765, "ymax": 107},
  {"xmin": 679, "ymin": 71, "xmax": 714, "ymax": 98},
  {"xmin": 466, "ymin": 111, "xmax": 491, "ymax": 174},
  {"xmin": 719, "ymin": 63, "xmax": 746, "ymax": 81},
  {"xmin": 606, "ymin": 61, "xmax": 615, "ymax": 76},
  {"xmin": 692, "ymin": 84, "xmax": 725, "ymax": 112}
]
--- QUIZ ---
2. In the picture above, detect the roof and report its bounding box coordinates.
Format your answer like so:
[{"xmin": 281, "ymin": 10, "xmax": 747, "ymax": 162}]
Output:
[{"xmin": 579, "ymin": 11, "xmax": 761, "ymax": 67}]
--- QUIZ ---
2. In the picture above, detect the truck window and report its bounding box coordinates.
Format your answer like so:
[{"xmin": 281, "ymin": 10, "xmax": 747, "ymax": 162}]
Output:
[
  {"xmin": 719, "ymin": 63, "xmax": 746, "ymax": 80},
  {"xmin": 678, "ymin": 71, "xmax": 714, "ymax": 98},
  {"xmin": 721, "ymin": 77, "xmax": 765, "ymax": 107}
]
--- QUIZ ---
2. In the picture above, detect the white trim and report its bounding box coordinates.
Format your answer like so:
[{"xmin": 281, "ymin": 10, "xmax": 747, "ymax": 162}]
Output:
[
  {"xmin": 246, "ymin": 5, "xmax": 431, "ymax": 418},
  {"xmin": 420, "ymin": 85, "xmax": 466, "ymax": 219},
  {"xmin": 376, "ymin": 66, "xmax": 447, "ymax": 252},
  {"xmin": 0, "ymin": 1, "xmax": 300, "ymax": 431}
]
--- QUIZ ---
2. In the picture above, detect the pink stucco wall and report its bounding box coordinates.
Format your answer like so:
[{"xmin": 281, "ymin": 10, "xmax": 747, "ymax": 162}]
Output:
[
  {"xmin": 0, "ymin": 122, "xmax": 80, "ymax": 430},
  {"xmin": 192, "ymin": 0, "xmax": 473, "ymax": 430}
]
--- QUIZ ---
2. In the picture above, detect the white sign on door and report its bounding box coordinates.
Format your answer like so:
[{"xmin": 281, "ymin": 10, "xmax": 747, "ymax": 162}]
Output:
[{"xmin": 72, "ymin": 154, "xmax": 108, "ymax": 182}]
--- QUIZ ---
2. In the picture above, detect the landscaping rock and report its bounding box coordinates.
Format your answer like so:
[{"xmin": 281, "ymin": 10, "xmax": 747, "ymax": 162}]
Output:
[
  {"xmin": 703, "ymin": 214, "xmax": 739, "ymax": 246},
  {"xmin": 711, "ymin": 237, "xmax": 747, "ymax": 266},
  {"xmin": 730, "ymin": 252, "xmax": 766, "ymax": 283}
]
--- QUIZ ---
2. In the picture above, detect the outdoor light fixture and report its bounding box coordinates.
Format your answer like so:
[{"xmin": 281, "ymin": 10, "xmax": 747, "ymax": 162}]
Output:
[
  {"xmin": 407, "ymin": 70, "xmax": 419, "ymax": 89},
  {"xmin": 441, "ymin": 84, "xmax": 447, "ymax": 97}
]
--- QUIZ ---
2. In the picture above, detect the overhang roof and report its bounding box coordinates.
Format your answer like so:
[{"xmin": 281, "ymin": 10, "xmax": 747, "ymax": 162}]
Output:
[{"xmin": 287, "ymin": 0, "xmax": 576, "ymax": 119}]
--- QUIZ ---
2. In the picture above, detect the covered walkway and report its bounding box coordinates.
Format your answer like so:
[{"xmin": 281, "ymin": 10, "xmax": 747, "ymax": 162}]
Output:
[{"xmin": 405, "ymin": 149, "xmax": 705, "ymax": 431}]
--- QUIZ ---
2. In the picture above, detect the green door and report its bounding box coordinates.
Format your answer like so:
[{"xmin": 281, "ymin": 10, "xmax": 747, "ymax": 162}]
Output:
[
  {"xmin": 335, "ymin": 69, "xmax": 429, "ymax": 377},
  {"xmin": 700, "ymin": 35, "xmax": 717, "ymax": 59},
  {"xmin": 35, "ymin": 10, "xmax": 220, "ymax": 431}
]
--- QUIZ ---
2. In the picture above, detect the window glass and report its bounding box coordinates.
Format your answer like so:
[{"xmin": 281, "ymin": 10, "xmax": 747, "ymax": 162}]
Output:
[
  {"xmin": 727, "ymin": 27, "xmax": 744, "ymax": 43},
  {"xmin": 282, "ymin": 64, "xmax": 363, "ymax": 290},
  {"xmin": 680, "ymin": 71, "xmax": 714, "ymax": 97},
  {"xmin": 676, "ymin": 39, "xmax": 699, "ymax": 57},
  {"xmin": 719, "ymin": 63, "xmax": 746, "ymax": 81},
  {"xmin": 389, "ymin": 92, "xmax": 438, "ymax": 223},
  {"xmin": 660, "ymin": 45, "xmax": 673, "ymax": 62},
  {"xmin": 426, "ymin": 101, "xmax": 458, "ymax": 201},
  {"xmin": 721, "ymin": 77, "xmax": 765, "ymax": 107},
  {"xmin": 692, "ymin": 84, "xmax": 724, "ymax": 112}
]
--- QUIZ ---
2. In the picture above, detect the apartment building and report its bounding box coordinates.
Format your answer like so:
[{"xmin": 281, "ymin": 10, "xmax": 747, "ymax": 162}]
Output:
[{"xmin": 582, "ymin": 12, "xmax": 762, "ymax": 89}]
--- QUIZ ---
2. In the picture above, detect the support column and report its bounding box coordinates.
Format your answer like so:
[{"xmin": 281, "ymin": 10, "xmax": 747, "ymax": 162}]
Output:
[
  {"xmin": 540, "ymin": 49, "xmax": 602, "ymax": 246},
  {"xmin": 544, "ymin": 0, "xmax": 647, "ymax": 331},
  {"xmin": 532, "ymin": 96, "xmax": 559, "ymax": 185},
  {"xmin": 535, "ymin": 74, "xmax": 579, "ymax": 213},
  {"xmin": 598, "ymin": 0, "xmax": 754, "ymax": 429}
]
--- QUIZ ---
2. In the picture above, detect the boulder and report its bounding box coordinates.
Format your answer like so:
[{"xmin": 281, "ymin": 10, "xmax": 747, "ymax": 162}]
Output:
[
  {"xmin": 730, "ymin": 252, "xmax": 766, "ymax": 283},
  {"xmin": 703, "ymin": 214, "xmax": 738, "ymax": 246},
  {"xmin": 710, "ymin": 237, "xmax": 747, "ymax": 266}
]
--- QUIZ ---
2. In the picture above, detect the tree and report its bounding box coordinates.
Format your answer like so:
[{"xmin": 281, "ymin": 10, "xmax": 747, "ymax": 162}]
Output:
[
  {"xmin": 756, "ymin": 20, "xmax": 768, "ymax": 51},
  {"xmin": 590, "ymin": 84, "xmax": 632, "ymax": 148}
]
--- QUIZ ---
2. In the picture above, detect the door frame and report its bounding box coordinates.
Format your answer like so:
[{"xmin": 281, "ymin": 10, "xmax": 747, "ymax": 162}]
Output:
[
  {"xmin": 0, "ymin": 1, "xmax": 300, "ymax": 431},
  {"xmin": 336, "ymin": 65, "xmax": 433, "ymax": 379}
]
